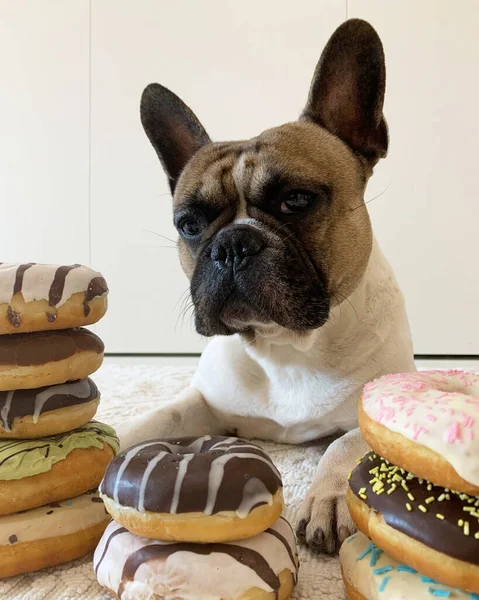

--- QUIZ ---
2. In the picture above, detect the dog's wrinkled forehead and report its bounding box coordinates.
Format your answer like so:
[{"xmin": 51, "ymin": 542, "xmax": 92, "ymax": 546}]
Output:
[{"xmin": 174, "ymin": 122, "xmax": 363, "ymax": 215}]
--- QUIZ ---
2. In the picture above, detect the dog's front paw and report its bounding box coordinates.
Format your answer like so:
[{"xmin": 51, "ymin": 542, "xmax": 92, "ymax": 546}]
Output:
[{"xmin": 296, "ymin": 483, "xmax": 355, "ymax": 554}]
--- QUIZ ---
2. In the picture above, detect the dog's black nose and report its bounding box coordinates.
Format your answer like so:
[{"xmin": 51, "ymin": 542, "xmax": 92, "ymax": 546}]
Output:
[{"xmin": 210, "ymin": 225, "xmax": 264, "ymax": 273}]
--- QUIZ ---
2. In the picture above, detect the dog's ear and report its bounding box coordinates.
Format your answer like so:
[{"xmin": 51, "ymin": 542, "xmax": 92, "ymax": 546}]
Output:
[
  {"xmin": 141, "ymin": 83, "xmax": 211, "ymax": 193},
  {"xmin": 301, "ymin": 19, "xmax": 388, "ymax": 164}
]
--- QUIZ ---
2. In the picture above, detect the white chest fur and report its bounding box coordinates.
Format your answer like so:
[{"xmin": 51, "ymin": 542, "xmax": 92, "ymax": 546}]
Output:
[{"xmin": 192, "ymin": 239, "xmax": 415, "ymax": 444}]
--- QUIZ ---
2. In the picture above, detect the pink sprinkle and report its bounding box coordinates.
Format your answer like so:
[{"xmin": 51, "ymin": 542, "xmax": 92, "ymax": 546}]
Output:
[
  {"xmin": 448, "ymin": 408, "xmax": 455, "ymax": 416},
  {"xmin": 412, "ymin": 425, "xmax": 428, "ymax": 440},
  {"xmin": 426, "ymin": 414, "xmax": 437, "ymax": 422},
  {"xmin": 445, "ymin": 421, "xmax": 461, "ymax": 444}
]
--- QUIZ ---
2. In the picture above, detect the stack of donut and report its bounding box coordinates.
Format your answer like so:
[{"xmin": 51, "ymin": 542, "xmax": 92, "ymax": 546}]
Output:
[
  {"xmin": 340, "ymin": 370, "xmax": 479, "ymax": 599},
  {"xmin": 94, "ymin": 436, "xmax": 300, "ymax": 599},
  {"xmin": 0, "ymin": 263, "xmax": 119, "ymax": 577}
]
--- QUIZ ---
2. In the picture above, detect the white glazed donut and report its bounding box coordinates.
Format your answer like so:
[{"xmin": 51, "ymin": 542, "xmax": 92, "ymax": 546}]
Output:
[
  {"xmin": 0, "ymin": 489, "xmax": 110, "ymax": 578},
  {"xmin": 340, "ymin": 531, "xmax": 476, "ymax": 600},
  {"xmin": 359, "ymin": 370, "xmax": 479, "ymax": 494},
  {"xmin": 0, "ymin": 263, "xmax": 108, "ymax": 334},
  {"xmin": 94, "ymin": 517, "xmax": 299, "ymax": 600}
]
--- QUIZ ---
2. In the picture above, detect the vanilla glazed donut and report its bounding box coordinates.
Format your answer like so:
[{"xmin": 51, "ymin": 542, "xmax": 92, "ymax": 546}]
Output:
[
  {"xmin": 0, "ymin": 263, "xmax": 108, "ymax": 334},
  {"xmin": 0, "ymin": 489, "xmax": 110, "ymax": 578},
  {"xmin": 347, "ymin": 452, "xmax": 479, "ymax": 593},
  {"xmin": 0, "ymin": 378, "xmax": 100, "ymax": 438},
  {"xmin": 100, "ymin": 436, "xmax": 284, "ymax": 542},
  {"xmin": 340, "ymin": 531, "xmax": 478, "ymax": 600},
  {"xmin": 360, "ymin": 370, "xmax": 479, "ymax": 494},
  {"xmin": 0, "ymin": 327, "xmax": 104, "ymax": 391},
  {"xmin": 94, "ymin": 517, "xmax": 298, "ymax": 600},
  {"xmin": 0, "ymin": 420, "xmax": 119, "ymax": 515}
]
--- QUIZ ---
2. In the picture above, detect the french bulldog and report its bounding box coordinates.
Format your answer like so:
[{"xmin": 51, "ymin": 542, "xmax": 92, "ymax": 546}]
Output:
[{"xmin": 118, "ymin": 18, "xmax": 415, "ymax": 553}]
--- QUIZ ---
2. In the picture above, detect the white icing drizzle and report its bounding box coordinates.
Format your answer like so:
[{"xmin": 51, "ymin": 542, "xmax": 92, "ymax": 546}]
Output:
[
  {"xmin": 112, "ymin": 442, "xmax": 161, "ymax": 504},
  {"xmin": 236, "ymin": 477, "xmax": 273, "ymax": 518},
  {"xmin": 0, "ymin": 392, "xmax": 14, "ymax": 432},
  {"xmin": 155, "ymin": 435, "xmax": 213, "ymax": 454},
  {"xmin": 1, "ymin": 490, "xmax": 109, "ymax": 546},
  {"xmin": 170, "ymin": 453, "xmax": 194, "ymax": 514},
  {"xmin": 138, "ymin": 452, "xmax": 168, "ymax": 512},
  {"xmin": 204, "ymin": 452, "xmax": 279, "ymax": 516},
  {"xmin": 32, "ymin": 379, "xmax": 94, "ymax": 424}
]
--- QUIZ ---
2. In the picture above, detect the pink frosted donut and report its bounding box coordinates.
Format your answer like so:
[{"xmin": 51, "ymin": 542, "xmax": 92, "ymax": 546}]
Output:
[{"xmin": 359, "ymin": 370, "xmax": 479, "ymax": 494}]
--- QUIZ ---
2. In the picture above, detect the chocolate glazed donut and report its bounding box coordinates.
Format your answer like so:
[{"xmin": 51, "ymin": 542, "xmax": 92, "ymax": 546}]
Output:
[
  {"xmin": 0, "ymin": 379, "xmax": 99, "ymax": 432},
  {"xmin": 100, "ymin": 436, "xmax": 284, "ymax": 543},
  {"xmin": 101, "ymin": 436, "xmax": 282, "ymax": 516}
]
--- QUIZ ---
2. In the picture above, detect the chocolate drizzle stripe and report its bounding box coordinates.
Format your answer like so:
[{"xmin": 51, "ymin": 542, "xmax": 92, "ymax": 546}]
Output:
[
  {"xmin": 13, "ymin": 263, "xmax": 35, "ymax": 296},
  {"xmin": 49, "ymin": 265, "xmax": 78, "ymax": 306},
  {"xmin": 102, "ymin": 436, "xmax": 282, "ymax": 517},
  {"xmin": 94, "ymin": 526, "xmax": 128, "ymax": 575},
  {"xmin": 118, "ymin": 543, "xmax": 281, "ymax": 599},
  {"xmin": 264, "ymin": 528, "xmax": 298, "ymax": 583}
]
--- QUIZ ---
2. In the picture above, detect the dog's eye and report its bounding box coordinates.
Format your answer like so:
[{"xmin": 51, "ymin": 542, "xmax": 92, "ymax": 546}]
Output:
[
  {"xmin": 179, "ymin": 218, "xmax": 201, "ymax": 237},
  {"xmin": 281, "ymin": 190, "xmax": 316, "ymax": 214}
]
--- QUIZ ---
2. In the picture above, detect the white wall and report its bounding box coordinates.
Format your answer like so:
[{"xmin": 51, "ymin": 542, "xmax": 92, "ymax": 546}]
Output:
[{"xmin": 1, "ymin": 1, "xmax": 478, "ymax": 355}]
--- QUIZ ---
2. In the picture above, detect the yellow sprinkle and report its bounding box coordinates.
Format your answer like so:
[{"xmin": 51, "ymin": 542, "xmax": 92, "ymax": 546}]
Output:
[
  {"xmin": 348, "ymin": 470, "xmax": 352, "ymax": 480},
  {"xmin": 387, "ymin": 484, "xmax": 397, "ymax": 495},
  {"xmin": 460, "ymin": 494, "xmax": 468, "ymax": 501},
  {"xmin": 446, "ymin": 494, "xmax": 450, "ymax": 500},
  {"xmin": 458, "ymin": 519, "xmax": 464, "ymax": 527},
  {"xmin": 368, "ymin": 454, "xmax": 374, "ymax": 461},
  {"xmin": 373, "ymin": 481, "xmax": 384, "ymax": 493},
  {"xmin": 376, "ymin": 488, "xmax": 385, "ymax": 495},
  {"xmin": 463, "ymin": 506, "xmax": 475, "ymax": 512},
  {"xmin": 464, "ymin": 521, "xmax": 470, "ymax": 536},
  {"xmin": 369, "ymin": 466, "xmax": 379, "ymax": 474},
  {"xmin": 359, "ymin": 493, "xmax": 367, "ymax": 500},
  {"xmin": 418, "ymin": 478, "xmax": 424, "ymax": 484},
  {"xmin": 407, "ymin": 493, "xmax": 415, "ymax": 502},
  {"xmin": 425, "ymin": 497, "xmax": 435, "ymax": 504},
  {"xmin": 438, "ymin": 494, "xmax": 446, "ymax": 502},
  {"xmin": 359, "ymin": 487, "xmax": 367, "ymax": 495},
  {"xmin": 406, "ymin": 503, "xmax": 412, "ymax": 512},
  {"xmin": 393, "ymin": 474, "xmax": 403, "ymax": 483},
  {"xmin": 427, "ymin": 484, "xmax": 433, "ymax": 491},
  {"xmin": 401, "ymin": 481, "xmax": 410, "ymax": 492},
  {"xmin": 475, "ymin": 531, "xmax": 479, "ymax": 539},
  {"xmin": 391, "ymin": 466, "xmax": 399, "ymax": 474},
  {"xmin": 418, "ymin": 505, "xmax": 427, "ymax": 513},
  {"xmin": 436, "ymin": 514, "xmax": 445, "ymax": 520}
]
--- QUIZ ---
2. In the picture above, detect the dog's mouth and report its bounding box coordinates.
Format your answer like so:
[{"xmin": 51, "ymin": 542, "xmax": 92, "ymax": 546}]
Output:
[{"xmin": 190, "ymin": 227, "xmax": 330, "ymax": 337}]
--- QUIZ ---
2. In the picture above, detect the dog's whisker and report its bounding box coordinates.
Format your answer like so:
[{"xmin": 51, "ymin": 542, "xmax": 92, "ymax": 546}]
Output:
[
  {"xmin": 347, "ymin": 182, "xmax": 392, "ymax": 214},
  {"xmin": 331, "ymin": 289, "xmax": 359, "ymax": 326},
  {"xmin": 143, "ymin": 229, "xmax": 178, "ymax": 245}
]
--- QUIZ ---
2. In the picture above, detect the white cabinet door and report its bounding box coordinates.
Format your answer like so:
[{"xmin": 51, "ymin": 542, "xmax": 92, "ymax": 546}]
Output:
[
  {"xmin": 91, "ymin": 0, "xmax": 346, "ymax": 353},
  {"xmin": 0, "ymin": 1, "xmax": 90, "ymax": 265},
  {"xmin": 349, "ymin": 0, "xmax": 479, "ymax": 354}
]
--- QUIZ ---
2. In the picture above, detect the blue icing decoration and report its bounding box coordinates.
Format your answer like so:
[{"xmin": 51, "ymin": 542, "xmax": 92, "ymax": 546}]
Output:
[
  {"xmin": 428, "ymin": 589, "xmax": 451, "ymax": 598},
  {"xmin": 357, "ymin": 542, "xmax": 375, "ymax": 561},
  {"xmin": 470, "ymin": 595, "xmax": 479, "ymax": 599},
  {"xmin": 422, "ymin": 577, "xmax": 439, "ymax": 584},
  {"xmin": 378, "ymin": 576, "xmax": 391, "ymax": 592},
  {"xmin": 370, "ymin": 546, "xmax": 383, "ymax": 567},
  {"xmin": 372, "ymin": 566, "xmax": 393, "ymax": 576},
  {"xmin": 396, "ymin": 565, "xmax": 418, "ymax": 574}
]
